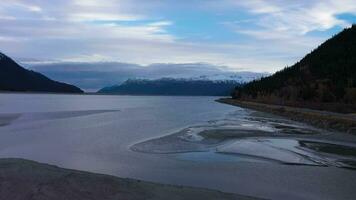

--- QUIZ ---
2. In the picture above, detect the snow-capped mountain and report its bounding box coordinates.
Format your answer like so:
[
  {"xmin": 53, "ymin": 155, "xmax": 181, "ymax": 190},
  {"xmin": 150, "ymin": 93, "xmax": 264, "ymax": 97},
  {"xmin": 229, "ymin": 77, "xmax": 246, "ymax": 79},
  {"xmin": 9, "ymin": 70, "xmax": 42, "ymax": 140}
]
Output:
[
  {"xmin": 97, "ymin": 71, "xmax": 268, "ymax": 96},
  {"xmin": 129, "ymin": 72, "xmax": 269, "ymax": 84},
  {"xmin": 28, "ymin": 60, "xmax": 268, "ymax": 92},
  {"xmin": 98, "ymin": 78, "xmax": 241, "ymax": 96},
  {"xmin": 187, "ymin": 71, "xmax": 268, "ymax": 83}
]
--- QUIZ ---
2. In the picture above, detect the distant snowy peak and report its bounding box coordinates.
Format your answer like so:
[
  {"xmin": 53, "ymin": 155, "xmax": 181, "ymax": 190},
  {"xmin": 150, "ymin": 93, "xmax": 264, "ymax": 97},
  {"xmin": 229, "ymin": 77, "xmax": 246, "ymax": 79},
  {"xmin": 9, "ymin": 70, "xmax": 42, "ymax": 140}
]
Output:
[
  {"xmin": 130, "ymin": 71, "xmax": 268, "ymax": 83},
  {"xmin": 122, "ymin": 77, "xmax": 239, "ymax": 85},
  {"xmin": 189, "ymin": 72, "xmax": 268, "ymax": 83},
  {"xmin": 0, "ymin": 52, "xmax": 5, "ymax": 61},
  {"xmin": 98, "ymin": 71, "xmax": 269, "ymax": 95}
]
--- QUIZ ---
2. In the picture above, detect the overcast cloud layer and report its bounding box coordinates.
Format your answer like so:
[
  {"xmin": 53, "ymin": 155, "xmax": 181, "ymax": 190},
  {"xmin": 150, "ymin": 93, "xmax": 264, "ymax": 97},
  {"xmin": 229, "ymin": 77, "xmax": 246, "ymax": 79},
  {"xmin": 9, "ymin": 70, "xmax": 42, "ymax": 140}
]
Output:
[{"xmin": 1, "ymin": 0, "xmax": 356, "ymax": 72}]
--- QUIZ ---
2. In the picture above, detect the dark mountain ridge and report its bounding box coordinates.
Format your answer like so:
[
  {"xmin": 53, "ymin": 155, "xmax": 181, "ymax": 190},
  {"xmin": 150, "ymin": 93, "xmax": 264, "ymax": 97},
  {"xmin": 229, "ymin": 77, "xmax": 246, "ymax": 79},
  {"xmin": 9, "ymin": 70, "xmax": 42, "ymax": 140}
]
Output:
[
  {"xmin": 233, "ymin": 25, "xmax": 356, "ymax": 113},
  {"xmin": 0, "ymin": 52, "xmax": 83, "ymax": 93},
  {"xmin": 98, "ymin": 78, "xmax": 241, "ymax": 96}
]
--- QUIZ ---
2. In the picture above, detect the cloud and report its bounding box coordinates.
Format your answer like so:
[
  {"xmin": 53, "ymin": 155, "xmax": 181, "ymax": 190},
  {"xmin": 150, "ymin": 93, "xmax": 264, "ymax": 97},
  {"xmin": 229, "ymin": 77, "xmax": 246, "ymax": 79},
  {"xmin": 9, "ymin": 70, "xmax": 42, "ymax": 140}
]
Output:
[
  {"xmin": 229, "ymin": 0, "xmax": 356, "ymax": 36},
  {"xmin": 69, "ymin": 13, "xmax": 142, "ymax": 21},
  {"xmin": 0, "ymin": 0, "xmax": 355, "ymax": 74},
  {"xmin": 1, "ymin": 0, "xmax": 43, "ymax": 13},
  {"xmin": 217, "ymin": 0, "xmax": 356, "ymax": 70}
]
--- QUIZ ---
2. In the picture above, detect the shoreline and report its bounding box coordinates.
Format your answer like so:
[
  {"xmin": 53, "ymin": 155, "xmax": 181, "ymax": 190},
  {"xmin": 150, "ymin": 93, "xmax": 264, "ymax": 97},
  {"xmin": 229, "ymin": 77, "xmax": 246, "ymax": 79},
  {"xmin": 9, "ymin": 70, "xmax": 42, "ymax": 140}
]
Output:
[
  {"xmin": 0, "ymin": 158, "xmax": 260, "ymax": 200},
  {"xmin": 217, "ymin": 98, "xmax": 356, "ymax": 134}
]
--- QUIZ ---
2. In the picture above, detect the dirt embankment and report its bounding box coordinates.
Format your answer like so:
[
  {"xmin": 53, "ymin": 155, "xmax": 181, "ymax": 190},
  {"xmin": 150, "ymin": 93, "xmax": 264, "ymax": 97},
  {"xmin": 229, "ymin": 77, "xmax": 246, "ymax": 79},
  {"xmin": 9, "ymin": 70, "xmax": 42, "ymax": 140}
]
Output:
[{"xmin": 217, "ymin": 98, "xmax": 356, "ymax": 134}]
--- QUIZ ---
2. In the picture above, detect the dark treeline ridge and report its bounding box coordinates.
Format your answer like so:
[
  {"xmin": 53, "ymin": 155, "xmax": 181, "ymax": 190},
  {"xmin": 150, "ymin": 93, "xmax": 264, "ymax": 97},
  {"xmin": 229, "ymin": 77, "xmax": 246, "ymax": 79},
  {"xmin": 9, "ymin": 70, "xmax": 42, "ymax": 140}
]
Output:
[
  {"xmin": 233, "ymin": 25, "xmax": 356, "ymax": 113},
  {"xmin": 98, "ymin": 78, "xmax": 240, "ymax": 96},
  {"xmin": 0, "ymin": 52, "xmax": 83, "ymax": 93}
]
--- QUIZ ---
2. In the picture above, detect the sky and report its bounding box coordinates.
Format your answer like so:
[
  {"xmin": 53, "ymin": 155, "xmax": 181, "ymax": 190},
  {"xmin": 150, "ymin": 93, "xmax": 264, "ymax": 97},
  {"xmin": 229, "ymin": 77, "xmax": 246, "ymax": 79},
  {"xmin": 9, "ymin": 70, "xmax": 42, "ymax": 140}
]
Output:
[{"xmin": 0, "ymin": 0, "xmax": 356, "ymax": 74}]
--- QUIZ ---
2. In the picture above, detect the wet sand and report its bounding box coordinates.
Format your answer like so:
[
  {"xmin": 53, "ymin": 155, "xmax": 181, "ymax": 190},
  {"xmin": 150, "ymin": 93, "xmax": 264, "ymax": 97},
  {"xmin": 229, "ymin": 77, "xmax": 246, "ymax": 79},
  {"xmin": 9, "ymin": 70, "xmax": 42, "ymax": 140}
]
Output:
[
  {"xmin": 132, "ymin": 117, "xmax": 356, "ymax": 169},
  {"xmin": 0, "ymin": 110, "xmax": 119, "ymax": 126},
  {"xmin": 0, "ymin": 158, "xmax": 259, "ymax": 200},
  {"xmin": 0, "ymin": 113, "xmax": 21, "ymax": 127}
]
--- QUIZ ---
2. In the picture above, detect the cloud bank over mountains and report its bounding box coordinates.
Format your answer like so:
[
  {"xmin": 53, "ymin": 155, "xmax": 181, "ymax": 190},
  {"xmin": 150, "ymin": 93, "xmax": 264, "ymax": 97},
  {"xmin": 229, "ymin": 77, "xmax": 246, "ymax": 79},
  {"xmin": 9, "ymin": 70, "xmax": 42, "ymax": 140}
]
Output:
[{"xmin": 25, "ymin": 61, "xmax": 267, "ymax": 91}]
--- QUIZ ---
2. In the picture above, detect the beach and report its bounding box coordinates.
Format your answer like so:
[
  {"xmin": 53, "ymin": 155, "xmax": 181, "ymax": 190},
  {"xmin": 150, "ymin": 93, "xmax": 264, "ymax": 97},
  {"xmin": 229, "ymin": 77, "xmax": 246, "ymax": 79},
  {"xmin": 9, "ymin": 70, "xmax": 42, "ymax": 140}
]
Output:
[{"xmin": 0, "ymin": 158, "xmax": 259, "ymax": 200}]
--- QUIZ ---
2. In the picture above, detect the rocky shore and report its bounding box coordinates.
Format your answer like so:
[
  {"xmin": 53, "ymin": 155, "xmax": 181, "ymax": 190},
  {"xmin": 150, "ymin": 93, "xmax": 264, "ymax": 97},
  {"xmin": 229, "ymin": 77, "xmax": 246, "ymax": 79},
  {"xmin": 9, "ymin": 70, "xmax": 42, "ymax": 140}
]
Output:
[{"xmin": 217, "ymin": 98, "xmax": 356, "ymax": 134}]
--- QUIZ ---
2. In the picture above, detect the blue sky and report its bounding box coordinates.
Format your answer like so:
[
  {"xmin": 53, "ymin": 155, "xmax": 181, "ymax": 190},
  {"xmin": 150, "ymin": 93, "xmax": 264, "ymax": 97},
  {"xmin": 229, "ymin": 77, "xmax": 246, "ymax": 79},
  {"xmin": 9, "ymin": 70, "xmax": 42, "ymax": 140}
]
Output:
[{"xmin": 0, "ymin": 0, "xmax": 356, "ymax": 72}]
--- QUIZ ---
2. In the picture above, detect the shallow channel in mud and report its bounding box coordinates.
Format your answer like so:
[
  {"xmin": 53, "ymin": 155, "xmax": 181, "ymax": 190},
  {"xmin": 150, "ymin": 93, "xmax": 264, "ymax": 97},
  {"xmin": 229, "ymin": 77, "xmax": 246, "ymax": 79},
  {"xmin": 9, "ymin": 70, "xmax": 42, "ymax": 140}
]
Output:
[{"xmin": 131, "ymin": 110, "xmax": 356, "ymax": 169}]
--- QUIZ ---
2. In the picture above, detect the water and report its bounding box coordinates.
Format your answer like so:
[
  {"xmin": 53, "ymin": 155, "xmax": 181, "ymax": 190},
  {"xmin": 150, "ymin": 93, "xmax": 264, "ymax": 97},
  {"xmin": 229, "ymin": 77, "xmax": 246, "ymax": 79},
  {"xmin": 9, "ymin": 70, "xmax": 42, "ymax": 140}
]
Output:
[{"xmin": 0, "ymin": 93, "xmax": 356, "ymax": 200}]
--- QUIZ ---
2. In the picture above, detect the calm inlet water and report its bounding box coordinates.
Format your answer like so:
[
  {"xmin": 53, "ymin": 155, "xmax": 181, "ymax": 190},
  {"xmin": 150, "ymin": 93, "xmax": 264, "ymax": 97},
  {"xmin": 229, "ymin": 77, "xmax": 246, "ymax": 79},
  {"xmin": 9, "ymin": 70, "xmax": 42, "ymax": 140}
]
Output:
[{"xmin": 0, "ymin": 93, "xmax": 356, "ymax": 200}]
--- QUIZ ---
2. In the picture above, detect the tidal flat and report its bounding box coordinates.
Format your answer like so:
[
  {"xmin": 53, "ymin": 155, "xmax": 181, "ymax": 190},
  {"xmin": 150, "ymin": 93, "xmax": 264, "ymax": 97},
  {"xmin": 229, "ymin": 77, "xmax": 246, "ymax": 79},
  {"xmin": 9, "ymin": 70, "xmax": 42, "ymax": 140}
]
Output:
[{"xmin": 132, "ymin": 110, "xmax": 356, "ymax": 169}]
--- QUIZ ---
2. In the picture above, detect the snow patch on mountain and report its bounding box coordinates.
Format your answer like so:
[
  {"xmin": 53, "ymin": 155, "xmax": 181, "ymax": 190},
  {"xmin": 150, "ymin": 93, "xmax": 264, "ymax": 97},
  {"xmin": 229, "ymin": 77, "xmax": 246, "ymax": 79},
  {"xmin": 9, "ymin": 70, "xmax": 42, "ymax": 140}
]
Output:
[{"xmin": 129, "ymin": 71, "xmax": 269, "ymax": 84}]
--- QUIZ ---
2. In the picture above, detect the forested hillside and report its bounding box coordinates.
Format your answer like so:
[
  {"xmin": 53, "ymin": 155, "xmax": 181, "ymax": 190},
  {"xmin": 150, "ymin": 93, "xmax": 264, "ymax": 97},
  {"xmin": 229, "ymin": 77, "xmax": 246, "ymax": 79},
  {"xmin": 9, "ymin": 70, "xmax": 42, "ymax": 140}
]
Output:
[{"xmin": 233, "ymin": 25, "xmax": 356, "ymax": 113}]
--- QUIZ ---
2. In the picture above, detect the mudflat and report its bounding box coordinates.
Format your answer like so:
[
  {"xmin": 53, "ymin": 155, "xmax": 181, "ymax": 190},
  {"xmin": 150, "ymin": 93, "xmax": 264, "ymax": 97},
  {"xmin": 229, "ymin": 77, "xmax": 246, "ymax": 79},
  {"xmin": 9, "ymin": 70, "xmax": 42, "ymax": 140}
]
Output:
[{"xmin": 0, "ymin": 158, "xmax": 260, "ymax": 200}]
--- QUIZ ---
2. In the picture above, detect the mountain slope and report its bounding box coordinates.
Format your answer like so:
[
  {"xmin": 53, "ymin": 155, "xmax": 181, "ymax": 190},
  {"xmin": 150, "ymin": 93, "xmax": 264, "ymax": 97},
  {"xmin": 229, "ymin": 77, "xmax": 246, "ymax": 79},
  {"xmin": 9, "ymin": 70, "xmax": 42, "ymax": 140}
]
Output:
[
  {"xmin": 233, "ymin": 25, "xmax": 356, "ymax": 113},
  {"xmin": 0, "ymin": 52, "xmax": 83, "ymax": 93},
  {"xmin": 98, "ymin": 78, "xmax": 241, "ymax": 96}
]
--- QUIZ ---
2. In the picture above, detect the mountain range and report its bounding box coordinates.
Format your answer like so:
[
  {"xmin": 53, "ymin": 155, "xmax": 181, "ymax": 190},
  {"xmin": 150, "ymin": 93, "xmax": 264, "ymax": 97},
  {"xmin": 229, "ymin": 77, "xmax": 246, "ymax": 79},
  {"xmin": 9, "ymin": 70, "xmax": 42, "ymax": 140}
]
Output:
[
  {"xmin": 98, "ymin": 78, "xmax": 242, "ymax": 96},
  {"xmin": 25, "ymin": 61, "xmax": 267, "ymax": 92}
]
